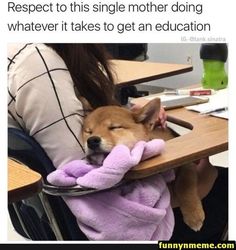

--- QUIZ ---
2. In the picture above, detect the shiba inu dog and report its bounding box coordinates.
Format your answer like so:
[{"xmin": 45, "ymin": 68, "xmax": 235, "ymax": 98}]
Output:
[{"xmin": 82, "ymin": 98, "xmax": 205, "ymax": 231}]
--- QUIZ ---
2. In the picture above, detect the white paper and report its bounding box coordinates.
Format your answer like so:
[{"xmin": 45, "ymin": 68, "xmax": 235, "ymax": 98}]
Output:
[{"xmin": 186, "ymin": 88, "xmax": 228, "ymax": 119}]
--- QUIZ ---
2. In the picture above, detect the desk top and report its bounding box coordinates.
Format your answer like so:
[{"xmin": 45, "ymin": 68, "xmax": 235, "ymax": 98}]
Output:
[
  {"xmin": 111, "ymin": 60, "xmax": 193, "ymax": 87},
  {"xmin": 126, "ymin": 107, "xmax": 228, "ymax": 179},
  {"xmin": 8, "ymin": 159, "xmax": 42, "ymax": 203}
]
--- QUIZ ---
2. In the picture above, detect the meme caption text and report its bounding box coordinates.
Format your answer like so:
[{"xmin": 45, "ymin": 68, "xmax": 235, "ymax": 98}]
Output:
[{"xmin": 7, "ymin": 1, "xmax": 211, "ymax": 34}]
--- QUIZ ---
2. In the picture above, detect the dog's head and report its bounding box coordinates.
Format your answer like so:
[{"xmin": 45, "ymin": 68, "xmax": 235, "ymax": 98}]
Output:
[{"xmin": 82, "ymin": 98, "xmax": 161, "ymax": 165}]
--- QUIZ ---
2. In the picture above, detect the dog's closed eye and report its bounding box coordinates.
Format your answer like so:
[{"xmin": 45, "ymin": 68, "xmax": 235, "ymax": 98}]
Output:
[
  {"xmin": 84, "ymin": 128, "xmax": 92, "ymax": 134},
  {"xmin": 109, "ymin": 125, "xmax": 123, "ymax": 131}
]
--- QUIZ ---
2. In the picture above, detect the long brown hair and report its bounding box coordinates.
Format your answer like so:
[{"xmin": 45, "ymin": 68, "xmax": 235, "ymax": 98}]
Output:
[{"xmin": 46, "ymin": 44, "xmax": 118, "ymax": 109}]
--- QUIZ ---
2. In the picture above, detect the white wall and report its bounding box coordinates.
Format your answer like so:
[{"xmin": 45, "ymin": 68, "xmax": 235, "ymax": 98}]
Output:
[{"xmin": 146, "ymin": 43, "xmax": 203, "ymax": 89}]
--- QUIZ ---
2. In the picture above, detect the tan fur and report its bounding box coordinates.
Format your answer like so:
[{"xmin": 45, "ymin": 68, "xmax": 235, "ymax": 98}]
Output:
[{"xmin": 82, "ymin": 98, "xmax": 205, "ymax": 231}]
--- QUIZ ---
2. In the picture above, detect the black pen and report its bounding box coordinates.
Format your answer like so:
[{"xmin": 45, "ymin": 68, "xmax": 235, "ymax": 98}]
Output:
[{"xmin": 200, "ymin": 107, "xmax": 228, "ymax": 115}]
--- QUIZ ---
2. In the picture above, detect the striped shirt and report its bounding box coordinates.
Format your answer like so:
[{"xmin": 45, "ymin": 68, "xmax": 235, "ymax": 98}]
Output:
[{"xmin": 8, "ymin": 43, "xmax": 85, "ymax": 168}]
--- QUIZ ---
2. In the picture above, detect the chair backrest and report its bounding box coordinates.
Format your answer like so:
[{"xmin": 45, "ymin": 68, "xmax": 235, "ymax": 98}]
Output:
[
  {"xmin": 105, "ymin": 43, "xmax": 148, "ymax": 60},
  {"xmin": 8, "ymin": 128, "xmax": 87, "ymax": 240},
  {"xmin": 8, "ymin": 128, "xmax": 55, "ymax": 178}
]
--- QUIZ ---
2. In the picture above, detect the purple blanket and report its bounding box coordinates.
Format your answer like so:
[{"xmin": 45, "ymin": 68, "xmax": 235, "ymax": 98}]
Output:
[{"xmin": 47, "ymin": 139, "xmax": 175, "ymax": 240}]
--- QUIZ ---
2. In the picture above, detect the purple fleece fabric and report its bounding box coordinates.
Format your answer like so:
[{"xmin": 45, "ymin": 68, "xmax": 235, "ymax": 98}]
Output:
[{"xmin": 47, "ymin": 139, "xmax": 175, "ymax": 240}]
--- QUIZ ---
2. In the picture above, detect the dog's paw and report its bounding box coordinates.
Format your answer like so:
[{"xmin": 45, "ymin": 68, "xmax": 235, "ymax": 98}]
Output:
[{"xmin": 183, "ymin": 206, "xmax": 205, "ymax": 231}]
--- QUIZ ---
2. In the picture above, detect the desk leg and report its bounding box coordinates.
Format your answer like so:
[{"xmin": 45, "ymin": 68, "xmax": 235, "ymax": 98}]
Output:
[
  {"xmin": 12, "ymin": 202, "xmax": 31, "ymax": 239},
  {"xmin": 38, "ymin": 192, "xmax": 64, "ymax": 240}
]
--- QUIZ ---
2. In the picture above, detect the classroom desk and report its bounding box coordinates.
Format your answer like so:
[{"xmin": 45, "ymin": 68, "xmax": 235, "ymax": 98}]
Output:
[
  {"xmin": 8, "ymin": 159, "xmax": 43, "ymax": 203},
  {"xmin": 111, "ymin": 60, "xmax": 193, "ymax": 87},
  {"xmin": 125, "ymin": 106, "xmax": 228, "ymax": 179},
  {"xmin": 8, "ymin": 107, "xmax": 228, "ymax": 194}
]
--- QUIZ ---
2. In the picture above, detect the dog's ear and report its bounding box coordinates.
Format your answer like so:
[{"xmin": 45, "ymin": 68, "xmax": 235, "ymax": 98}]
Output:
[
  {"xmin": 133, "ymin": 98, "xmax": 161, "ymax": 130},
  {"xmin": 79, "ymin": 96, "xmax": 93, "ymax": 116}
]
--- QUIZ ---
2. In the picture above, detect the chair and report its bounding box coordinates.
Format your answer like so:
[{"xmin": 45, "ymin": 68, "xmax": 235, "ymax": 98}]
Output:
[{"xmin": 8, "ymin": 127, "xmax": 88, "ymax": 240}]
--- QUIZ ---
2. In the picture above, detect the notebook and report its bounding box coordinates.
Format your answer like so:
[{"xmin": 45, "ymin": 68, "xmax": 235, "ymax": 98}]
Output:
[
  {"xmin": 161, "ymin": 96, "xmax": 209, "ymax": 110},
  {"xmin": 130, "ymin": 92, "xmax": 209, "ymax": 109}
]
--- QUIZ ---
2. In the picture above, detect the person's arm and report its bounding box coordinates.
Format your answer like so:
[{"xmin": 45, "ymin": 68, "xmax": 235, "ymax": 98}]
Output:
[{"xmin": 11, "ymin": 44, "xmax": 85, "ymax": 168}]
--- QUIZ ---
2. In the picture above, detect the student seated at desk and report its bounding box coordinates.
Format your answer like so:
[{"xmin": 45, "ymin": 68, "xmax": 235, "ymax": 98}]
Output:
[{"xmin": 8, "ymin": 43, "xmax": 228, "ymax": 240}]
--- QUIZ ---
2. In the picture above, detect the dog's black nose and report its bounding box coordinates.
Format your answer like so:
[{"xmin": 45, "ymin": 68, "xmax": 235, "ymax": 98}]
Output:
[{"xmin": 87, "ymin": 136, "xmax": 101, "ymax": 150}]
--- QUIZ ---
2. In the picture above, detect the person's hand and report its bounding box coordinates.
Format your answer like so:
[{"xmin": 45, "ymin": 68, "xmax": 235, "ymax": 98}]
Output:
[
  {"xmin": 130, "ymin": 104, "xmax": 167, "ymax": 129},
  {"xmin": 156, "ymin": 106, "xmax": 167, "ymax": 129}
]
